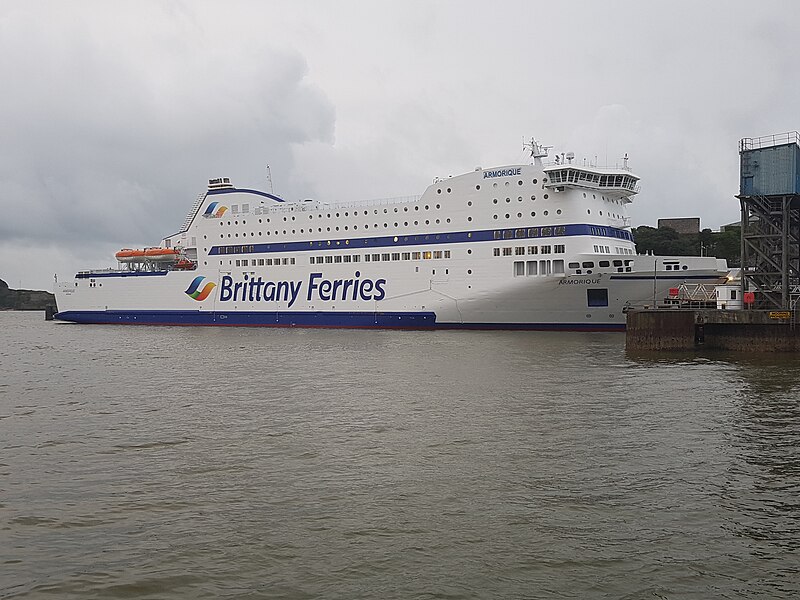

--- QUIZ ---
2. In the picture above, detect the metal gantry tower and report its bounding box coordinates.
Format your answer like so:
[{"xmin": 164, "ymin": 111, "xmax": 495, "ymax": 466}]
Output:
[{"xmin": 738, "ymin": 132, "xmax": 800, "ymax": 310}]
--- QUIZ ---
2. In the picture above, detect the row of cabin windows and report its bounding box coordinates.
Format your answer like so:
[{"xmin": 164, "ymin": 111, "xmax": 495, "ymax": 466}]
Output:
[
  {"xmin": 233, "ymin": 250, "xmax": 456, "ymax": 268},
  {"xmin": 494, "ymin": 245, "xmax": 566, "ymax": 257},
  {"xmin": 235, "ymin": 257, "xmax": 297, "ymax": 267},
  {"xmin": 513, "ymin": 260, "xmax": 566, "ymax": 277},
  {"xmin": 222, "ymin": 203, "xmax": 442, "ymax": 225},
  {"xmin": 569, "ymin": 259, "xmax": 634, "ymax": 274},
  {"xmin": 218, "ymin": 219, "xmax": 451, "ymax": 238},
  {"xmin": 493, "ymin": 226, "xmax": 569, "ymax": 240}
]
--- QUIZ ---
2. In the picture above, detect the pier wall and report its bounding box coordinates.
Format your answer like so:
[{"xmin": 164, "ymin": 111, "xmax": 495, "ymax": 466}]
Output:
[{"xmin": 626, "ymin": 310, "xmax": 800, "ymax": 352}]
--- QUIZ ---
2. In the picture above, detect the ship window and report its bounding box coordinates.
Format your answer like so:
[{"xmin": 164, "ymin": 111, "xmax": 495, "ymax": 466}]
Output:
[
  {"xmin": 503, "ymin": 248, "xmax": 512, "ymax": 256},
  {"xmin": 325, "ymin": 256, "xmax": 333, "ymax": 263},
  {"xmin": 392, "ymin": 253, "xmax": 401, "ymax": 261},
  {"xmin": 402, "ymin": 252, "xmax": 411, "ymax": 260},
  {"xmin": 528, "ymin": 246, "xmax": 538, "ymax": 255},
  {"xmin": 514, "ymin": 261, "xmax": 525, "ymax": 276},
  {"xmin": 382, "ymin": 253, "xmax": 391, "ymax": 261},
  {"xmin": 582, "ymin": 261, "xmax": 594, "ymax": 268},
  {"xmin": 334, "ymin": 256, "xmax": 342, "ymax": 263},
  {"xmin": 568, "ymin": 262, "xmax": 580, "ymax": 269},
  {"xmin": 352, "ymin": 255, "xmax": 360, "ymax": 263},
  {"xmin": 412, "ymin": 252, "xmax": 421, "ymax": 260},
  {"xmin": 541, "ymin": 246, "xmax": 551, "ymax": 254},
  {"xmin": 309, "ymin": 257, "xmax": 315, "ymax": 264},
  {"xmin": 433, "ymin": 251, "xmax": 442, "ymax": 259},
  {"xmin": 528, "ymin": 228, "xmax": 539, "ymax": 237},
  {"xmin": 423, "ymin": 251, "xmax": 432, "ymax": 260},
  {"xmin": 252, "ymin": 259, "xmax": 257, "ymax": 266},
  {"xmin": 527, "ymin": 260, "xmax": 538, "ymax": 276},
  {"xmin": 613, "ymin": 260, "xmax": 623, "ymax": 267},
  {"xmin": 493, "ymin": 248, "xmax": 501, "ymax": 256},
  {"xmin": 343, "ymin": 255, "xmax": 351, "ymax": 263},
  {"xmin": 373, "ymin": 254, "xmax": 380, "ymax": 261},
  {"xmin": 266, "ymin": 259, "xmax": 272, "ymax": 265},
  {"xmin": 364, "ymin": 255, "xmax": 371, "ymax": 262},
  {"xmin": 554, "ymin": 245, "xmax": 565, "ymax": 253},
  {"xmin": 553, "ymin": 260, "xmax": 565, "ymax": 274},
  {"xmin": 494, "ymin": 231, "xmax": 502, "ymax": 240},
  {"xmin": 515, "ymin": 229, "xmax": 525, "ymax": 238},
  {"xmin": 599, "ymin": 261, "xmax": 610, "ymax": 267},
  {"xmin": 515, "ymin": 247, "xmax": 525, "ymax": 255},
  {"xmin": 283, "ymin": 258, "xmax": 289, "ymax": 265},
  {"xmin": 587, "ymin": 289, "xmax": 609, "ymax": 307},
  {"xmin": 444, "ymin": 251, "xmax": 450, "ymax": 258}
]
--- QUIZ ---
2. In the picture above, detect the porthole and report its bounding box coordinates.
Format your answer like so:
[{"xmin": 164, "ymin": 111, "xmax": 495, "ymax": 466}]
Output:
[
  {"xmin": 436, "ymin": 204, "xmax": 440, "ymax": 209},
  {"xmin": 532, "ymin": 179, "xmax": 537, "ymax": 184},
  {"xmin": 505, "ymin": 182, "xmax": 510, "ymax": 187},
  {"xmin": 505, "ymin": 214, "xmax": 510, "ymax": 219},
  {"xmin": 517, "ymin": 212, "xmax": 522, "ymax": 218},
  {"xmin": 583, "ymin": 193, "xmax": 587, "ymax": 198},
  {"xmin": 446, "ymin": 188, "xmax": 451, "ymax": 193},
  {"xmin": 493, "ymin": 199, "xmax": 498, "ymax": 204},
  {"xmin": 600, "ymin": 211, "xmax": 603, "ymax": 215},
  {"xmin": 531, "ymin": 212, "xmax": 536, "ymax": 217},
  {"xmin": 476, "ymin": 185, "xmax": 481, "ymax": 190},
  {"xmin": 544, "ymin": 211, "xmax": 548, "ymax": 216},
  {"xmin": 543, "ymin": 194, "xmax": 549, "ymax": 199},
  {"xmin": 437, "ymin": 189, "xmax": 442, "ymax": 194},
  {"xmin": 588, "ymin": 210, "xmax": 591, "ymax": 214},
  {"xmin": 506, "ymin": 198, "xmax": 511, "ymax": 203},
  {"xmin": 531, "ymin": 195, "xmax": 536, "ymax": 201},
  {"xmin": 425, "ymin": 205, "xmax": 429, "ymax": 210},
  {"xmin": 468, "ymin": 201, "xmax": 472, "ymax": 206},
  {"xmin": 557, "ymin": 209, "xmax": 562, "ymax": 215},
  {"xmin": 467, "ymin": 269, "xmax": 472, "ymax": 274},
  {"xmin": 518, "ymin": 180, "xmax": 523, "ymax": 186},
  {"xmin": 493, "ymin": 183, "xmax": 498, "ymax": 188},
  {"xmin": 493, "ymin": 215, "xmax": 498, "ymax": 220},
  {"xmin": 467, "ymin": 249, "xmax": 472, "ymax": 254},
  {"xmin": 518, "ymin": 196, "xmax": 523, "ymax": 202}
]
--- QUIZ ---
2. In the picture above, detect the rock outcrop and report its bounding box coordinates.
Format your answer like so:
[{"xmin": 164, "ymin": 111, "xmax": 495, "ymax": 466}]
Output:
[{"xmin": 0, "ymin": 279, "xmax": 57, "ymax": 310}]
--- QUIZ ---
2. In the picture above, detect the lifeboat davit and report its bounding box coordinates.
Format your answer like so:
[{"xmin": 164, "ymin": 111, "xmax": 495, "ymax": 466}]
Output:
[{"xmin": 115, "ymin": 248, "xmax": 146, "ymax": 263}]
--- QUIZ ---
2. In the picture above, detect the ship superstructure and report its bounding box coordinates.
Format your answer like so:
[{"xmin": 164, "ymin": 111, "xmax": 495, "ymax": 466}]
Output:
[{"xmin": 54, "ymin": 141, "xmax": 727, "ymax": 330}]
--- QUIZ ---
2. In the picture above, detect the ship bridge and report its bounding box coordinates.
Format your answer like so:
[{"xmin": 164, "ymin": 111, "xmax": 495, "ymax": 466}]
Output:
[{"xmin": 543, "ymin": 166, "xmax": 640, "ymax": 200}]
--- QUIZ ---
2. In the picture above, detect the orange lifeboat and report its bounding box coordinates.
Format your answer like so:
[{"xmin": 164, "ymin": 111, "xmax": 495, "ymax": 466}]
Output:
[
  {"xmin": 174, "ymin": 258, "xmax": 196, "ymax": 270},
  {"xmin": 143, "ymin": 247, "xmax": 180, "ymax": 261},
  {"xmin": 115, "ymin": 248, "xmax": 146, "ymax": 263}
]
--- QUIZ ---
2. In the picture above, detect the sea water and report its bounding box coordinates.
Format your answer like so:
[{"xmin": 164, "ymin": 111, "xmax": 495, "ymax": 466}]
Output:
[{"xmin": 1, "ymin": 312, "xmax": 798, "ymax": 599}]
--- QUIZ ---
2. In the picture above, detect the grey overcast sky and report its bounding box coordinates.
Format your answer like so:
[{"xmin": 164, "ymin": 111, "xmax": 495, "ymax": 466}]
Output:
[{"xmin": 2, "ymin": 0, "xmax": 799, "ymax": 290}]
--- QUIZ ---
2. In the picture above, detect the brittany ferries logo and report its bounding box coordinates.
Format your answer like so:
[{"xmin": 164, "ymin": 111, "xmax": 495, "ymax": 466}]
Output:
[
  {"xmin": 203, "ymin": 202, "xmax": 228, "ymax": 218},
  {"xmin": 184, "ymin": 276, "xmax": 217, "ymax": 301}
]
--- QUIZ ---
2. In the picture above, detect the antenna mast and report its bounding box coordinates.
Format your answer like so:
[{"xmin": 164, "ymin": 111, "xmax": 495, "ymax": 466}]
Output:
[
  {"xmin": 523, "ymin": 137, "xmax": 551, "ymax": 166},
  {"xmin": 265, "ymin": 165, "xmax": 274, "ymax": 195}
]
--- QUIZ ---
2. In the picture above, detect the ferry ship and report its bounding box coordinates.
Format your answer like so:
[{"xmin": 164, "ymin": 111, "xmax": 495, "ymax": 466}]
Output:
[{"xmin": 54, "ymin": 140, "xmax": 727, "ymax": 330}]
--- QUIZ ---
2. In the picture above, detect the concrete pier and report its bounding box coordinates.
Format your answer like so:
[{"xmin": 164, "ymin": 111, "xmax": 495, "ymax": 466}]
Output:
[{"xmin": 626, "ymin": 309, "xmax": 799, "ymax": 352}]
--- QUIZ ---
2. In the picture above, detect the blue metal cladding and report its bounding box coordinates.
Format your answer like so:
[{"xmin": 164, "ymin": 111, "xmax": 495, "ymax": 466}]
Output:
[{"xmin": 740, "ymin": 143, "xmax": 800, "ymax": 196}]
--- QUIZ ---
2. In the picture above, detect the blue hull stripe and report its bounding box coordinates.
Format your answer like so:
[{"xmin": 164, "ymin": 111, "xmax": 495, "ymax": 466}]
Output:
[
  {"xmin": 54, "ymin": 310, "xmax": 624, "ymax": 332},
  {"xmin": 208, "ymin": 223, "xmax": 633, "ymax": 257},
  {"xmin": 76, "ymin": 271, "xmax": 169, "ymax": 279},
  {"xmin": 207, "ymin": 187, "xmax": 285, "ymax": 202}
]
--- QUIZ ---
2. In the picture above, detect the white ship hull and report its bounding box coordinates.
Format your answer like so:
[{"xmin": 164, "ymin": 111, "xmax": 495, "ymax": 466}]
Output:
[{"xmin": 54, "ymin": 152, "xmax": 728, "ymax": 330}]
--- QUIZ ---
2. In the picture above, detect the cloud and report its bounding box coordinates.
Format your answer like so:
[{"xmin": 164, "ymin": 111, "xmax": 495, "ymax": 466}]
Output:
[{"xmin": 2, "ymin": 0, "xmax": 800, "ymax": 289}]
